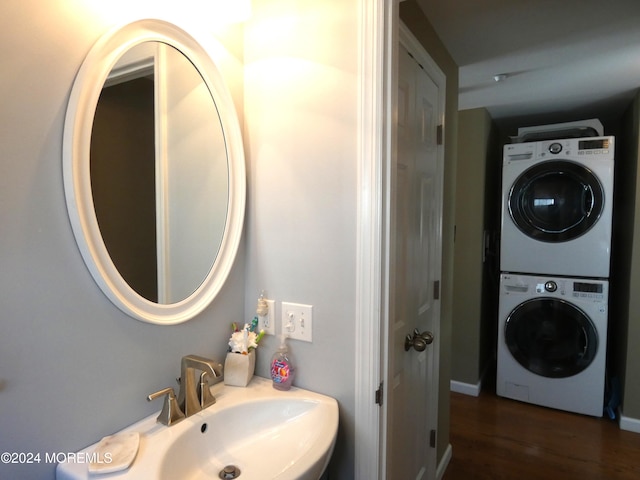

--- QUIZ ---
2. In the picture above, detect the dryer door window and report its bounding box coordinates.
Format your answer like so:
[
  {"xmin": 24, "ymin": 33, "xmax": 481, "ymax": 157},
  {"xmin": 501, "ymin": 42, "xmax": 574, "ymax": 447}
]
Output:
[
  {"xmin": 504, "ymin": 298, "xmax": 598, "ymax": 378},
  {"xmin": 508, "ymin": 160, "xmax": 604, "ymax": 242}
]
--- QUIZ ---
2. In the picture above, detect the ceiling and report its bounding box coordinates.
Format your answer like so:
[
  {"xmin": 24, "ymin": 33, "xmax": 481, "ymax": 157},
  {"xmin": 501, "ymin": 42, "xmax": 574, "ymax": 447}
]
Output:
[{"xmin": 416, "ymin": 0, "xmax": 640, "ymax": 134}]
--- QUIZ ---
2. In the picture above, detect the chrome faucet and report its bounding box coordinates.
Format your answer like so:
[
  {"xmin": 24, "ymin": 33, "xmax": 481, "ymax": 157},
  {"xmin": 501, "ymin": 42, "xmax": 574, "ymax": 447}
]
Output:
[
  {"xmin": 177, "ymin": 354, "xmax": 223, "ymax": 417},
  {"xmin": 147, "ymin": 387, "xmax": 185, "ymax": 426}
]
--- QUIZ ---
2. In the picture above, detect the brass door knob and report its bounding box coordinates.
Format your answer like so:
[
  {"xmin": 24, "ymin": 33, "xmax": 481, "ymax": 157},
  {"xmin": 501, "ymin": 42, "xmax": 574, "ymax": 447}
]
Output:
[{"xmin": 404, "ymin": 329, "xmax": 434, "ymax": 352}]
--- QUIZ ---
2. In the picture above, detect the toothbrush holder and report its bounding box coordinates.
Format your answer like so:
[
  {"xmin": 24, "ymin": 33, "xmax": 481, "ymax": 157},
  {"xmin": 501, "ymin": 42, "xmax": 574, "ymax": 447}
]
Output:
[{"xmin": 223, "ymin": 350, "xmax": 256, "ymax": 387}]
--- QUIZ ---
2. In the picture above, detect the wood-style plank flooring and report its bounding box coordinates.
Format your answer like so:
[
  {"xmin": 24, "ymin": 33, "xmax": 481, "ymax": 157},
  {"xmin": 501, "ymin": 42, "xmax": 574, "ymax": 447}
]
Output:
[{"xmin": 442, "ymin": 384, "xmax": 640, "ymax": 480}]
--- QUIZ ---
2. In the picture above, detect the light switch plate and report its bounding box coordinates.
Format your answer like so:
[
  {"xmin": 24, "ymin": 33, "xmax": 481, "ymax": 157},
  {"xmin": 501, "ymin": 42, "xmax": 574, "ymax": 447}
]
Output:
[{"xmin": 281, "ymin": 302, "xmax": 313, "ymax": 342}]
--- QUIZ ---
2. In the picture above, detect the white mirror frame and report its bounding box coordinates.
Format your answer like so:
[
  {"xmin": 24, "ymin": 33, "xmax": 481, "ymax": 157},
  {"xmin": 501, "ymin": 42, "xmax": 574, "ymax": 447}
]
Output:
[{"xmin": 63, "ymin": 19, "xmax": 246, "ymax": 325}]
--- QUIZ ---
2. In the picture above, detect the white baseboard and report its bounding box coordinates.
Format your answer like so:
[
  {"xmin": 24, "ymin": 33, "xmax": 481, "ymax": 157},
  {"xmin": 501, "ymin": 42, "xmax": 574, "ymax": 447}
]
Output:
[
  {"xmin": 450, "ymin": 362, "xmax": 492, "ymax": 397},
  {"xmin": 450, "ymin": 379, "xmax": 481, "ymax": 397},
  {"xmin": 620, "ymin": 412, "xmax": 640, "ymax": 434},
  {"xmin": 436, "ymin": 443, "xmax": 452, "ymax": 480}
]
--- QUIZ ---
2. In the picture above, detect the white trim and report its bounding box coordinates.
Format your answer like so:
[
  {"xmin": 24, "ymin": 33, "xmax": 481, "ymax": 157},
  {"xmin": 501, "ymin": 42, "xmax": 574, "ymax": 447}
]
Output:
[
  {"xmin": 356, "ymin": 4, "xmax": 450, "ymax": 479},
  {"xmin": 355, "ymin": 0, "xmax": 390, "ymax": 478},
  {"xmin": 436, "ymin": 444, "xmax": 452, "ymax": 480},
  {"xmin": 450, "ymin": 380, "xmax": 481, "ymax": 397},
  {"xmin": 620, "ymin": 412, "xmax": 640, "ymax": 434},
  {"xmin": 450, "ymin": 362, "xmax": 491, "ymax": 397},
  {"xmin": 378, "ymin": 2, "xmax": 398, "ymax": 478}
]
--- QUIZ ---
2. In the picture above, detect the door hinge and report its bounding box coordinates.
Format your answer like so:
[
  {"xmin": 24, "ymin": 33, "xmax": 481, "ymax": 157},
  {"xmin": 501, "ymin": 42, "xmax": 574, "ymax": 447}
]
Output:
[
  {"xmin": 375, "ymin": 382, "xmax": 384, "ymax": 406},
  {"xmin": 436, "ymin": 124, "xmax": 443, "ymax": 145},
  {"xmin": 433, "ymin": 280, "xmax": 440, "ymax": 300},
  {"xmin": 430, "ymin": 429, "xmax": 437, "ymax": 448}
]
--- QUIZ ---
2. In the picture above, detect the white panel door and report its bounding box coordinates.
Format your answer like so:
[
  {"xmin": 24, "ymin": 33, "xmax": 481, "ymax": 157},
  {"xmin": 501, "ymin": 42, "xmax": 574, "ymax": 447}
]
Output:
[{"xmin": 385, "ymin": 35, "xmax": 444, "ymax": 480}]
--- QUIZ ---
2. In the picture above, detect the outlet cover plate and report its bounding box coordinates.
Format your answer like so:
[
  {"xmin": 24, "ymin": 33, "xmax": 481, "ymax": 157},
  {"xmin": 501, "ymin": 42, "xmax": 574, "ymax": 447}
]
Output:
[
  {"xmin": 281, "ymin": 302, "xmax": 313, "ymax": 342},
  {"xmin": 258, "ymin": 299, "xmax": 276, "ymax": 335}
]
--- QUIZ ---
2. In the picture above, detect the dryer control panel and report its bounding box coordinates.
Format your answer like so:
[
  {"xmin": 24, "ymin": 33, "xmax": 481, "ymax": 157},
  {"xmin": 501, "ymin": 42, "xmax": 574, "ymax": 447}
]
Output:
[{"xmin": 504, "ymin": 136, "xmax": 614, "ymax": 164}]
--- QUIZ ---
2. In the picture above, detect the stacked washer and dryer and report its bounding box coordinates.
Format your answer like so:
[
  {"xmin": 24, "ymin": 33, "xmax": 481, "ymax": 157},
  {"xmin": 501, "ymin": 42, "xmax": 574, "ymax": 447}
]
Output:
[{"xmin": 497, "ymin": 120, "xmax": 614, "ymax": 417}]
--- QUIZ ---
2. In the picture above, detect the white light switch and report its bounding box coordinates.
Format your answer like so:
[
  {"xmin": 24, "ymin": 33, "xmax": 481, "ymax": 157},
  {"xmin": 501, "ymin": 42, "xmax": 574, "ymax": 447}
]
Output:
[{"xmin": 281, "ymin": 302, "xmax": 313, "ymax": 342}]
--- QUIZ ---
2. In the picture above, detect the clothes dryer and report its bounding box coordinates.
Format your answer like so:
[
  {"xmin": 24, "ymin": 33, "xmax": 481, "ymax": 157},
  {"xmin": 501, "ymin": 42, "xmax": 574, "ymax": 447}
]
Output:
[
  {"xmin": 496, "ymin": 273, "xmax": 608, "ymax": 417},
  {"xmin": 500, "ymin": 136, "xmax": 614, "ymax": 278}
]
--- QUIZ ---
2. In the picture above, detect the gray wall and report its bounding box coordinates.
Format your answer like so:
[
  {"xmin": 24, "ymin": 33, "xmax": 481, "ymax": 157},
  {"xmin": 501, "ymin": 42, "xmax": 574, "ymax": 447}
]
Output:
[
  {"xmin": 0, "ymin": 4, "xmax": 245, "ymax": 479},
  {"xmin": 1, "ymin": 2, "xmax": 461, "ymax": 479},
  {"xmin": 244, "ymin": 1, "xmax": 459, "ymax": 474},
  {"xmin": 242, "ymin": 1, "xmax": 358, "ymax": 477},
  {"xmin": 1, "ymin": 1, "xmax": 361, "ymax": 479}
]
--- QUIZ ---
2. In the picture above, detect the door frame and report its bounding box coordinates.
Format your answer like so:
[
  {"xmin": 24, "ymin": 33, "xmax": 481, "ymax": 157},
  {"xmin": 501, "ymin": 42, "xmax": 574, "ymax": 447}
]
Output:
[
  {"xmin": 355, "ymin": 1, "xmax": 446, "ymax": 478},
  {"xmin": 354, "ymin": 0, "xmax": 395, "ymax": 478}
]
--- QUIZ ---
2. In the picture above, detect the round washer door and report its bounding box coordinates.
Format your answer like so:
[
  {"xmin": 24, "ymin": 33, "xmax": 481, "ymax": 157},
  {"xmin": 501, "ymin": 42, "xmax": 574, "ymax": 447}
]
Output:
[
  {"xmin": 508, "ymin": 160, "xmax": 604, "ymax": 242},
  {"xmin": 504, "ymin": 298, "xmax": 598, "ymax": 378}
]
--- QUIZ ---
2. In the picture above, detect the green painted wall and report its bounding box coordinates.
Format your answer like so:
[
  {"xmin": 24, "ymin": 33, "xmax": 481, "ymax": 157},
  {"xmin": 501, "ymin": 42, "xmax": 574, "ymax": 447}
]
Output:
[
  {"xmin": 617, "ymin": 92, "xmax": 640, "ymax": 420},
  {"xmin": 451, "ymin": 108, "xmax": 497, "ymax": 387}
]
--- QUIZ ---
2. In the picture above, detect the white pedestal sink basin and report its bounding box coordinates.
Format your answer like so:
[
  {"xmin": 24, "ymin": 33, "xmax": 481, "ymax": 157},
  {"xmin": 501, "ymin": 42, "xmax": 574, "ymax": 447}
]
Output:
[{"xmin": 56, "ymin": 377, "xmax": 339, "ymax": 480}]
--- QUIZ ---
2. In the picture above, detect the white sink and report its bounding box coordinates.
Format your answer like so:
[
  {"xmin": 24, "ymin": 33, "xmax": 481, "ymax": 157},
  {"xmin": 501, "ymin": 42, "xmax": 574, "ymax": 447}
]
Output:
[{"xmin": 56, "ymin": 377, "xmax": 339, "ymax": 480}]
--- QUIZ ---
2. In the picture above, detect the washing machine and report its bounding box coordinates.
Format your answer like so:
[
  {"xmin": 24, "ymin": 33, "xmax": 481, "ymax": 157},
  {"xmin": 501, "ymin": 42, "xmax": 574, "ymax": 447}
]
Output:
[
  {"xmin": 500, "ymin": 136, "xmax": 614, "ymax": 278},
  {"xmin": 496, "ymin": 273, "xmax": 608, "ymax": 416}
]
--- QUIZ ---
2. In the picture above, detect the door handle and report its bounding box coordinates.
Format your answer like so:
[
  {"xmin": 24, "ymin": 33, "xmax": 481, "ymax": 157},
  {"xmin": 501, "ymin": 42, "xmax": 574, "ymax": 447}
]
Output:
[
  {"xmin": 404, "ymin": 329, "xmax": 434, "ymax": 352},
  {"xmin": 415, "ymin": 329, "xmax": 434, "ymax": 345}
]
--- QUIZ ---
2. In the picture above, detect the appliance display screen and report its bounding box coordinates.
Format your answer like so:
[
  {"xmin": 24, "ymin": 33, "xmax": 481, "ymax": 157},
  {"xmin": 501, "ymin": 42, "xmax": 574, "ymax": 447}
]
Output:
[
  {"xmin": 574, "ymin": 282, "xmax": 603, "ymax": 294},
  {"xmin": 579, "ymin": 139, "xmax": 609, "ymax": 150}
]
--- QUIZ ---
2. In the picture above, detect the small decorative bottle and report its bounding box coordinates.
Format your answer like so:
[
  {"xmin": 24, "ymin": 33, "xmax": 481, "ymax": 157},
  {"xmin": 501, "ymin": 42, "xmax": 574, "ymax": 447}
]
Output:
[{"xmin": 270, "ymin": 335, "xmax": 295, "ymax": 390}]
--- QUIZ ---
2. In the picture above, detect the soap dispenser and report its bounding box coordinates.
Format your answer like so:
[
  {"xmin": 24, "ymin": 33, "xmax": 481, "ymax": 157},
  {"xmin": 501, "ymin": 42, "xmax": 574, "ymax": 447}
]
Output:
[{"xmin": 270, "ymin": 335, "xmax": 295, "ymax": 390}]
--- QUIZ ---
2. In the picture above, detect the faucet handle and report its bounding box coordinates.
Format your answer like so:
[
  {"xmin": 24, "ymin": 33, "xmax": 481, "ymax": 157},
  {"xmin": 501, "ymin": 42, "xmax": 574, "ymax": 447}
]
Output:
[{"xmin": 147, "ymin": 387, "xmax": 185, "ymax": 426}]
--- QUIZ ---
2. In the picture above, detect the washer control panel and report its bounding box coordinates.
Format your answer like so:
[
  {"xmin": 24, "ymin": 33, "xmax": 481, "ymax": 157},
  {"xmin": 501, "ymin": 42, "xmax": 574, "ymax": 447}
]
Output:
[
  {"xmin": 502, "ymin": 274, "xmax": 607, "ymax": 303},
  {"xmin": 572, "ymin": 280, "xmax": 605, "ymax": 300}
]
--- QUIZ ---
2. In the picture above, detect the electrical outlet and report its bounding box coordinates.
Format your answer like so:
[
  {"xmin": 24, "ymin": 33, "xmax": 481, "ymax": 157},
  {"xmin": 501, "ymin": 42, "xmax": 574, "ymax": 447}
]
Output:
[
  {"xmin": 281, "ymin": 302, "xmax": 313, "ymax": 342},
  {"xmin": 258, "ymin": 299, "xmax": 276, "ymax": 335}
]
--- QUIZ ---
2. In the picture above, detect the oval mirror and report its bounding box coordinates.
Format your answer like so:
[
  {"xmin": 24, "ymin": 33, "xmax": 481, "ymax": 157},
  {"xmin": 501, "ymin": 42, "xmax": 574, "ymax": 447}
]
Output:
[{"xmin": 63, "ymin": 20, "xmax": 245, "ymax": 324}]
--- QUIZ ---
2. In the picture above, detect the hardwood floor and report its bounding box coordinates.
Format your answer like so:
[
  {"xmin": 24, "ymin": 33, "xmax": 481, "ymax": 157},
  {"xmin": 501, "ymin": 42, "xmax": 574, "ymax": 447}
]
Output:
[{"xmin": 442, "ymin": 386, "xmax": 640, "ymax": 480}]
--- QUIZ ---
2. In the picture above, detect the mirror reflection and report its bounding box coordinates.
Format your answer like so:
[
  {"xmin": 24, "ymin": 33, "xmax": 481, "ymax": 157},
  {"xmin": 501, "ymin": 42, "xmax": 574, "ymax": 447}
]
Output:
[{"xmin": 90, "ymin": 42, "xmax": 229, "ymax": 304}]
